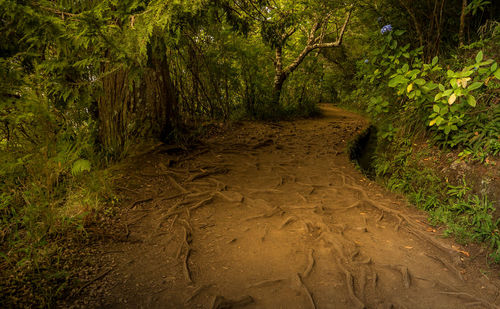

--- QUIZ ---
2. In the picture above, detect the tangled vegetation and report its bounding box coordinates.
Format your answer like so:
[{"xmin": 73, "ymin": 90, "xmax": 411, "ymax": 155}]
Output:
[{"xmin": 0, "ymin": 0, "xmax": 499, "ymax": 306}]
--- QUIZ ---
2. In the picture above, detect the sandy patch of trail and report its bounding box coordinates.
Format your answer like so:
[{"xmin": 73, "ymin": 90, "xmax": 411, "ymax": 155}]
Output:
[{"xmin": 70, "ymin": 105, "xmax": 500, "ymax": 308}]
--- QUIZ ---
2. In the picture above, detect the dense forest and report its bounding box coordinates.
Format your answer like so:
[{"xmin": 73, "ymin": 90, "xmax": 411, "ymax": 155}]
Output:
[{"xmin": 1, "ymin": 0, "xmax": 499, "ymax": 307}]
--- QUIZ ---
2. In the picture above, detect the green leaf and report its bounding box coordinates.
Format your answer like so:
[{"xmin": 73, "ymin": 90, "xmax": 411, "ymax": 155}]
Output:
[
  {"xmin": 390, "ymin": 40, "xmax": 397, "ymax": 50},
  {"xmin": 425, "ymin": 82, "xmax": 438, "ymax": 90},
  {"xmin": 71, "ymin": 159, "xmax": 91, "ymax": 176},
  {"xmin": 476, "ymin": 50, "xmax": 483, "ymax": 63},
  {"xmin": 494, "ymin": 69, "xmax": 500, "ymax": 80},
  {"xmin": 388, "ymin": 75, "xmax": 408, "ymax": 87},
  {"xmin": 467, "ymin": 95, "xmax": 477, "ymax": 107},
  {"xmin": 438, "ymin": 84, "xmax": 445, "ymax": 91},
  {"xmin": 491, "ymin": 63, "xmax": 498, "ymax": 72},
  {"xmin": 414, "ymin": 78, "xmax": 426, "ymax": 86},
  {"xmin": 467, "ymin": 82, "xmax": 483, "ymax": 91},
  {"xmin": 443, "ymin": 89, "xmax": 453, "ymax": 96},
  {"xmin": 433, "ymin": 105, "xmax": 440, "ymax": 113},
  {"xmin": 431, "ymin": 56, "xmax": 438, "ymax": 66},
  {"xmin": 450, "ymin": 78, "xmax": 458, "ymax": 88}
]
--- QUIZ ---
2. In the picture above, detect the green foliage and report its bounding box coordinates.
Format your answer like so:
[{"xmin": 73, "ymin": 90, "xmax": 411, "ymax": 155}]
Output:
[
  {"xmin": 353, "ymin": 24, "xmax": 500, "ymax": 160},
  {"xmin": 345, "ymin": 17, "xmax": 500, "ymax": 263}
]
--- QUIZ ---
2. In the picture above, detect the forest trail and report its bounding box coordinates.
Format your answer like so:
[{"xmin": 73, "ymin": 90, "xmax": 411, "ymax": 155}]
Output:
[{"xmin": 71, "ymin": 105, "xmax": 500, "ymax": 309}]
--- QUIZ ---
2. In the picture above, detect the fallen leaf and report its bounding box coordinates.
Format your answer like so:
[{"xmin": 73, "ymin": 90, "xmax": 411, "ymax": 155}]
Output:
[
  {"xmin": 452, "ymin": 245, "xmax": 470, "ymax": 257},
  {"xmin": 404, "ymin": 246, "xmax": 413, "ymax": 249}
]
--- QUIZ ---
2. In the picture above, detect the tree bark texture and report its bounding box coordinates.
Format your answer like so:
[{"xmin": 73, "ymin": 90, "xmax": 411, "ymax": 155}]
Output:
[{"xmin": 98, "ymin": 48, "xmax": 178, "ymax": 156}]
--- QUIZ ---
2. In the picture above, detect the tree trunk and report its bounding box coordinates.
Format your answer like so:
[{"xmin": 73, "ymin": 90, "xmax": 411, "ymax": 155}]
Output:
[
  {"xmin": 270, "ymin": 8, "xmax": 352, "ymax": 106},
  {"xmin": 459, "ymin": 0, "xmax": 467, "ymax": 47},
  {"xmin": 273, "ymin": 74, "xmax": 285, "ymax": 106},
  {"xmin": 98, "ymin": 35, "xmax": 179, "ymax": 157},
  {"xmin": 98, "ymin": 67, "xmax": 130, "ymax": 157},
  {"xmin": 398, "ymin": 0, "xmax": 424, "ymax": 47}
]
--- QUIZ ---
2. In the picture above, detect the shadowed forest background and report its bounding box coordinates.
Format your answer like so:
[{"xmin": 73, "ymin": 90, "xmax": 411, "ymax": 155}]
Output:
[{"xmin": 1, "ymin": 0, "xmax": 499, "ymax": 306}]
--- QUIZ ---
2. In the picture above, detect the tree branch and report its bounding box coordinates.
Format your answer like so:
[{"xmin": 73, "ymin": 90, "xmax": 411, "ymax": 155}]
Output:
[{"xmin": 283, "ymin": 8, "xmax": 353, "ymax": 77}]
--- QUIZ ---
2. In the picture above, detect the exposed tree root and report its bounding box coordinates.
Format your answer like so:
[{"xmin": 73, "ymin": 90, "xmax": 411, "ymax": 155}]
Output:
[
  {"xmin": 247, "ymin": 188, "xmax": 283, "ymax": 194},
  {"xmin": 354, "ymin": 257, "xmax": 372, "ymax": 265},
  {"xmin": 252, "ymin": 139, "xmax": 274, "ymax": 149},
  {"xmin": 359, "ymin": 267, "xmax": 367, "ymax": 299},
  {"xmin": 129, "ymin": 198, "xmax": 153, "ymax": 209},
  {"xmin": 190, "ymin": 195, "xmax": 215, "ymax": 211},
  {"xmin": 425, "ymin": 253, "xmax": 464, "ymax": 281},
  {"xmin": 183, "ymin": 248, "xmax": 193, "ymax": 284},
  {"xmin": 186, "ymin": 191, "xmax": 213, "ymax": 199},
  {"xmin": 394, "ymin": 215, "xmax": 403, "ymax": 232},
  {"xmin": 296, "ymin": 273, "xmax": 316, "ymax": 309},
  {"xmin": 215, "ymin": 191, "xmax": 244, "ymax": 203},
  {"xmin": 338, "ymin": 265, "xmax": 365, "ymax": 309},
  {"xmin": 208, "ymin": 178, "xmax": 228, "ymax": 191},
  {"xmin": 280, "ymin": 216, "xmax": 298, "ymax": 229},
  {"xmin": 342, "ymin": 184, "xmax": 456, "ymax": 256},
  {"xmin": 302, "ymin": 249, "xmax": 315, "ymax": 278},
  {"xmin": 297, "ymin": 192, "xmax": 308, "ymax": 202},
  {"xmin": 438, "ymin": 291, "xmax": 497, "ymax": 309},
  {"xmin": 247, "ymin": 278, "xmax": 285, "ymax": 288},
  {"xmin": 377, "ymin": 211, "xmax": 384, "ymax": 223},
  {"xmin": 187, "ymin": 168, "xmax": 229, "ymax": 182},
  {"xmin": 261, "ymin": 225, "xmax": 270, "ymax": 242},
  {"xmin": 372, "ymin": 271, "xmax": 378, "ymax": 289},
  {"xmin": 156, "ymin": 192, "xmax": 189, "ymax": 203},
  {"xmin": 167, "ymin": 175, "xmax": 189, "ymax": 193},
  {"xmin": 73, "ymin": 267, "xmax": 114, "ymax": 297},
  {"xmin": 210, "ymin": 295, "xmax": 255, "ymax": 309},
  {"xmin": 380, "ymin": 264, "xmax": 411, "ymax": 288},
  {"xmin": 400, "ymin": 266, "xmax": 411, "ymax": 288}
]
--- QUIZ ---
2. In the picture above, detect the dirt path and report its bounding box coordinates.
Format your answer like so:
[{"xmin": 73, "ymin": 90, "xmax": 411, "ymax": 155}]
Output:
[{"xmin": 70, "ymin": 105, "xmax": 500, "ymax": 309}]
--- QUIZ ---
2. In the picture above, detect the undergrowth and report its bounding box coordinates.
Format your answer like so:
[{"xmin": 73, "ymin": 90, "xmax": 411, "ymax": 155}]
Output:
[
  {"xmin": 344, "ymin": 21, "xmax": 500, "ymax": 262},
  {"xmin": 371, "ymin": 137, "xmax": 500, "ymax": 262},
  {"xmin": 0, "ymin": 144, "xmax": 117, "ymax": 307}
]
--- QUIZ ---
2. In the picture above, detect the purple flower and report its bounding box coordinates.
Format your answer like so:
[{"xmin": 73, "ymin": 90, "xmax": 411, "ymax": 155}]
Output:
[
  {"xmin": 364, "ymin": 59, "xmax": 369, "ymax": 64},
  {"xmin": 381, "ymin": 24, "xmax": 393, "ymax": 35}
]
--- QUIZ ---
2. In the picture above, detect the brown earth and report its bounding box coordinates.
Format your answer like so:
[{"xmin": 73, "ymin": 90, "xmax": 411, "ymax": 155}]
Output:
[{"xmin": 67, "ymin": 105, "xmax": 500, "ymax": 309}]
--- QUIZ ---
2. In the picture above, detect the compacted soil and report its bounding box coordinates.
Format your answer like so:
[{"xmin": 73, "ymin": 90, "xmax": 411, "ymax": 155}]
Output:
[{"xmin": 69, "ymin": 105, "xmax": 500, "ymax": 309}]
